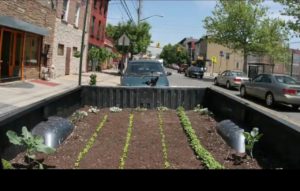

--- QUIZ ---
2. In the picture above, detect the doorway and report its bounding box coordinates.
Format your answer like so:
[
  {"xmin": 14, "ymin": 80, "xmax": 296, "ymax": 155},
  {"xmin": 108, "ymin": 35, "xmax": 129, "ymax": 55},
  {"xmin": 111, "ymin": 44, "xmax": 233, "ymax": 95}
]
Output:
[
  {"xmin": 65, "ymin": 47, "xmax": 71, "ymax": 75},
  {"xmin": 0, "ymin": 29, "xmax": 24, "ymax": 81}
]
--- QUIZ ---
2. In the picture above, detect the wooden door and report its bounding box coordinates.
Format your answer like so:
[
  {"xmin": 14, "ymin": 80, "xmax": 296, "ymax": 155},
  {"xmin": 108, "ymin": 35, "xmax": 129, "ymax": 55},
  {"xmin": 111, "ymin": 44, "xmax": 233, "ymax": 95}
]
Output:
[{"xmin": 65, "ymin": 47, "xmax": 71, "ymax": 75}]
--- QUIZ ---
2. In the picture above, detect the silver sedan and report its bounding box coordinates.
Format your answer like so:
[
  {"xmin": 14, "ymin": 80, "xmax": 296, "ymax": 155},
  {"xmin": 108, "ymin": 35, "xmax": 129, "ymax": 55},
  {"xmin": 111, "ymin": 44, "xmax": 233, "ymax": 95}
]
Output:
[
  {"xmin": 214, "ymin": 70, "xmax": 249, "ymax": 89},
  {"xmin": 240, "ymin": 74, "xmax": 300, "ymax": 110}
]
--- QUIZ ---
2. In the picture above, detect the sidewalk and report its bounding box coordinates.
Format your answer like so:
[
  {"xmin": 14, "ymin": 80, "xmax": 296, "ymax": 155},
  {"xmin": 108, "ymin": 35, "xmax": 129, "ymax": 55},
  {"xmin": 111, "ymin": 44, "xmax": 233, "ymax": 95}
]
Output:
[{"xmin": 0, "ymin": 69, "xmax": 120, "ymax": 118}]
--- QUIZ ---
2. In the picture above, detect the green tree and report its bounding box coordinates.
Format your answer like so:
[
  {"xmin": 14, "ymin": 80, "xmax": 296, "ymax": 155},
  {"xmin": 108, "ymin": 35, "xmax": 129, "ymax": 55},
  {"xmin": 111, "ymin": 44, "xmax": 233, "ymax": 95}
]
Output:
[
  {"xmin": 204, "ymin": 0, "xmax": 289, "ymax": 72},
  {"xmin": 88, "ymin": 47, "xmax": 115, "ymax": 71},
  {"xmin": 160, "ymin": 44, "xmax": 189, "ymax": 66},
  {"xmin": 106, "ymin": 21, "xmax": 152, "ymax": 59},
  {"xmin": 275, "ymin": 0, "xmax": 300, "ymax": 36}
]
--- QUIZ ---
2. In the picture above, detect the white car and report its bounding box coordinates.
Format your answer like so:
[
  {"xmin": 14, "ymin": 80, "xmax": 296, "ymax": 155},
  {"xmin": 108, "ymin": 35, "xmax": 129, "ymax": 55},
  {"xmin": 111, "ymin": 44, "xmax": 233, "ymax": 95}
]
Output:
[{"xmin": 214, "ymin": 70, "xmax": 249, "ymax": 89}]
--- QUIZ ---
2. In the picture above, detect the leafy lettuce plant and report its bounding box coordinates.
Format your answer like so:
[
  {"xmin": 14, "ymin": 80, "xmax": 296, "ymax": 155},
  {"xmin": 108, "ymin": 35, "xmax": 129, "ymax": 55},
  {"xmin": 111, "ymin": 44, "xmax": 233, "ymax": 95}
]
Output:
[
  {"xmin": 6, "ymin": 127, "xmax": 55, "ymax": 169},
  {"xmin": 243, "ymin": 128, "xmax": 263, "ymax": 158}
]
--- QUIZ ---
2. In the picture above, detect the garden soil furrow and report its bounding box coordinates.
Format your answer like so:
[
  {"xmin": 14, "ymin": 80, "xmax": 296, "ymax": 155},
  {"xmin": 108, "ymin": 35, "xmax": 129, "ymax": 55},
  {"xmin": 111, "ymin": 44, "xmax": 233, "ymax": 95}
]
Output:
[
  {"xmin": 162, "ymin": 111, "xmax": 204, "ymax": 169},
  {"xmin": 125, "ymin": 111, "xmax": 164, "ymax": 169},
  {"xmin": 38, "ymin": 107, "xmax": 105, "ymax": 169},
  {"xmin": 79, "ymin": 109, "xmax": 130, "ymax": 169},
  {"xmin": 186, "ymin": 111, "xmax": 261, "ymax": 169}
]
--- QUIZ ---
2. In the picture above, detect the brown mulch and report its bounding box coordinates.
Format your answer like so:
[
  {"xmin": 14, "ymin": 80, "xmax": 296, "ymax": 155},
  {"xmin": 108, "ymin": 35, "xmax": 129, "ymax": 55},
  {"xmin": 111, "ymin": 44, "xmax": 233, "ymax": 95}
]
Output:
[
  {"xmin": 125, "ymin": 111, "xmax": 164, "ymax": 169},
  {"xmin": 186, "ymin": 111, "xmax": 262, "ymax": 169},
  {"xmin": 162, "ymin": 111, "xmax": 203, "ymax": 169},
  {"xmin": 79, "ymin": 109, "xmax": 130, "ymax": 169}
]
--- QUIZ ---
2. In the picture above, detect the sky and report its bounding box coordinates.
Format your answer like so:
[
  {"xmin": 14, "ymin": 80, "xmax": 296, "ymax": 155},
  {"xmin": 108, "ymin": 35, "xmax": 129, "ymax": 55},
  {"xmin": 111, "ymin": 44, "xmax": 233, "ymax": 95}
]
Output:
[{"xmin": 107, "ymin": 0, "xmax": 300, "ymax": 55}]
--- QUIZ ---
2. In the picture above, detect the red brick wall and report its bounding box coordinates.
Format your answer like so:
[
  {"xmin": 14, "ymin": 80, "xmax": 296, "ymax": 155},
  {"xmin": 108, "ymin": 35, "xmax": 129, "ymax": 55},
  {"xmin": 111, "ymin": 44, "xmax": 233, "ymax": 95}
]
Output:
[{"xmin": 89, "ymin": 0, "xmax": 109, "ymax": 47}]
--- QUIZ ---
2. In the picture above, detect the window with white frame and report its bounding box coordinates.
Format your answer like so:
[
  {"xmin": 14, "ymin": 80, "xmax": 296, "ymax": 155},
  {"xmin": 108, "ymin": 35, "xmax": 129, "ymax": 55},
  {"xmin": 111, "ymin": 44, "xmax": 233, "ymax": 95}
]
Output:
[
  {"xmin": 74, "ymin": 3, "xmax": 80, "ymax": 27},
  {"xmin": 61, "ymin": 0, "xmax": 70, "ymax": 22}
]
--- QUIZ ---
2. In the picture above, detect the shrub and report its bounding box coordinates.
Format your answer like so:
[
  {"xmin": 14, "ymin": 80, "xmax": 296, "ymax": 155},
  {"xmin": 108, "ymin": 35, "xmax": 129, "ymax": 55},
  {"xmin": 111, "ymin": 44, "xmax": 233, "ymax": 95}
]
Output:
[
  {"xmin": 88, "ymin": 106, "xmax": 100, "ymax": 114},
  {"xmin": 89, "ymin": 74, "xmax": 97, "ymax": 86},
  {"xmin": 70, "ymin": 110, "xmax": 88, "ymax": 124},
  {"xmin": 110, "ymin": 106, "xmax": 122, "ymax": 113},
  {"xmin": 1, "ymin": 159, "xmax": 14, "ymax": 169},
  {"xmin": 157, "ymin": 106, "xmax": 169, "ymax": 112},
  {"xmin": 243, "ymin": 127, "xmax": 263, "ymax": 158}
]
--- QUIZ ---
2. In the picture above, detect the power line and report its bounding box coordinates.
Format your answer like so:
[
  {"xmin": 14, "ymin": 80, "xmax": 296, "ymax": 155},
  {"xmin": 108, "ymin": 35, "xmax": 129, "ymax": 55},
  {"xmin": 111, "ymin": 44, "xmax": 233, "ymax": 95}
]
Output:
[{"xmin": 120, "ymin": 0, "xmax": 135, "ymax": 23}]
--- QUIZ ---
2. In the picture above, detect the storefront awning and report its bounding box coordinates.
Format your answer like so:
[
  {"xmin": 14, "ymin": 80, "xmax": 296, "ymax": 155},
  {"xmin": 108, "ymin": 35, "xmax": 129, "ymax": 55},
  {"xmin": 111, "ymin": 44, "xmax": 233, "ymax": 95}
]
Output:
[{"xmin": 0, "ymin": 16, "xmax": 49, "ymax": 36}]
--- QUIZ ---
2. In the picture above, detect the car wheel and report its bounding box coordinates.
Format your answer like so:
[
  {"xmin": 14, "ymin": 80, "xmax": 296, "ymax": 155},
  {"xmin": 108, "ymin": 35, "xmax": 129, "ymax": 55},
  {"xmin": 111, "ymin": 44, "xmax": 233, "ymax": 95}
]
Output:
[
  {"xmin": 214, "ymin": 78, "xmax": 219, "ymax": 86},
  {"xmin": 265, "ymin": 93, "xmax": 275, "ymax": 107},
  {"xmin": 240, "ymin": 86, "xmax": 247, "ymax": 98},
  {"xmin": 185, "ymin": 72, "xmax": 188, "ymax": 77},
  {"xmin": 226, "ymin": 81, "xmax": 231, "ymax": 89},
  {"xmin": 292, "ymin": 105, "xmax": 299, "ymax": 111},
  {"xmin": 199, "ymin": 75, "xmax": 203, "ymax": 79}
]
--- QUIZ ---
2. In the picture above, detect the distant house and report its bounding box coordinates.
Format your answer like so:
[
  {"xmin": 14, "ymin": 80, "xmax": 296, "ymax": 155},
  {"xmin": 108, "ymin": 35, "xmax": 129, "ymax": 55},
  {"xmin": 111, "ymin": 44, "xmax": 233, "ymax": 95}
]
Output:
[
  {"xmin": 178, "ymin": 37, "xmax": 198, "ymax": 62},
  {"xmin": 87, "ymin": 0, "xmax": 110, "ymax": 71}
]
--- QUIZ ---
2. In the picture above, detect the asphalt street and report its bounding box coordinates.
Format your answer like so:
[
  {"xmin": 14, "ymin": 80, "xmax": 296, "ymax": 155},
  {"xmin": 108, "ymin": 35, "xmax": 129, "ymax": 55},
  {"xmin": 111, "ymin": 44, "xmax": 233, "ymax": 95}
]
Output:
[{"xmin": 165, "ymin": 67, "xmax": 300, "ymax": 126}]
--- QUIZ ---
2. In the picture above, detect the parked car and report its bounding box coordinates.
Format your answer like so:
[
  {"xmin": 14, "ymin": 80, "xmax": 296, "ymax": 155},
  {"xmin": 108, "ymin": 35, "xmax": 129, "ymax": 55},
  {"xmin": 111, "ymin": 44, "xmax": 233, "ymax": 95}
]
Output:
[
  {"xmin": 240, "ymin": 74, "xmax": 300, "ymax": 109},
  {"xmin": 185, "ymin": 65, "xmax": 206, "ymax": 79},
  {"xmin": 214, "ymin": 70, "xmax": 249, "ymax": 89},
  {"xmin": 171, "ymin": 63, "xmax": 180, "ymax": 70},
  {"xmin": 121, "ymin": 60, "xmax": 171, "ymax": 87},
  {"xmin": 177, "ymin": 64, "xmax": 189, "ymax": 73}
]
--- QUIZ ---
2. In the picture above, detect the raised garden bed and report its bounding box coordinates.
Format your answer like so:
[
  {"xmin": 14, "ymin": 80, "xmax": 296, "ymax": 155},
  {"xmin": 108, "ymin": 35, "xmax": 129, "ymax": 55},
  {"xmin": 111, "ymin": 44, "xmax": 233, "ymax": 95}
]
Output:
[{"xmin": 8, "ymin": 106, "xmax": 284, "ymax": 169}]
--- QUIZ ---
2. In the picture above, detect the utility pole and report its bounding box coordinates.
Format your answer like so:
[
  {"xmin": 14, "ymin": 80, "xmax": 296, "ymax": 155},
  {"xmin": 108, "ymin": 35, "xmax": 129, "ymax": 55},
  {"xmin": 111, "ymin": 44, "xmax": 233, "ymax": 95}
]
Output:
[
  {"xmin": 137, "ymin": 0, "xmax": 142, "ymax": 24},
  {"xmin": 290, "ymin": 49, "xmax": 294, "ymax": 77},
  {"xmin": 79, "ymin": 0, "xmax": 89, "ymax": 86}
]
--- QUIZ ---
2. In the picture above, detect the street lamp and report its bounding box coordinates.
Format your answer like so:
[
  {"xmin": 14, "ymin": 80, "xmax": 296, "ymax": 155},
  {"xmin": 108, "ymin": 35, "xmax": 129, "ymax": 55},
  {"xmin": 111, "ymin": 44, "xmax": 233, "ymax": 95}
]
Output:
[{"xmin": 139, "ymin": 15, "xmax": 163, "ymax": 23}]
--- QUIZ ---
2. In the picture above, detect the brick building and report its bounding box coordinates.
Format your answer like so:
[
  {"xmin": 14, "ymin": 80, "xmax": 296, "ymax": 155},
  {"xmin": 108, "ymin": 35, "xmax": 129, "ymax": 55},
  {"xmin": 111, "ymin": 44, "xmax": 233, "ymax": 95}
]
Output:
[
  {"xmin": 178, "ymin": 37, "xmax": 197, "ymax": 62},
  {"xmin": 87, "ymin": 0, "xmax": 110, "ymax": 71},
  {"xmin": 0, "ymin": 0, "xmax": 56, "ymax": 82}
]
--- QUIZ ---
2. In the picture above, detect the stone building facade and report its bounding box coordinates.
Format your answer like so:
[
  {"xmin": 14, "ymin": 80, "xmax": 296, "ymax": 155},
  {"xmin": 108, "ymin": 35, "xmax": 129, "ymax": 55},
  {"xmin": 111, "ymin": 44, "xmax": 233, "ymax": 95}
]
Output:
[{"xmin": 50, "ymin": 0, "xmax": 90, "ymax": 77}]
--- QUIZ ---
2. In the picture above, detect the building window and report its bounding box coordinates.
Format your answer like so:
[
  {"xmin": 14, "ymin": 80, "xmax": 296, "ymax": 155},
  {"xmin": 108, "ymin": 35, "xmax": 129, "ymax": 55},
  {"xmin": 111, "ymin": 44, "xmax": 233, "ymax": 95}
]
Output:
[
  {"xmin": 100, "ymin": 0, "xmax": 103, "ymax": 14},
  {"xmin": 91, "ymin": 16, "xmax": 96, "ymax": 37},
  {"xmin": 25, "ymin": 34, "xmax": 41, "ymax": 65},
  {"xmin": 236, "ymin": 62, "xmax": 240, "ymax": 69},
  {"xmin": 94, "ymin": 0, "xmax": 97, "ymax": 9},
  {"xmin": 101, "ymin": 24, "xmax": 105, "ymax": 40},
  {"xmin": 61, "ymin": 0, "xmax": 70, "ymax": 22},
  {"xmin": 96, "ymin": 21, "xmax": 101, "ymax": 39},
  {"xmin": 58, "ymin": 44, "xmax": 65, "ymax": 56},
  {"xmin": 73, "ymin": 47, "xmax": 79, "ymax": 57},
  {"xmin": 74, "ymin": 3, "xmax": 81, "ymax": 27},
  {"xmin": 104, "ymin": 1, "xmax": 108, "ymax": 16}
]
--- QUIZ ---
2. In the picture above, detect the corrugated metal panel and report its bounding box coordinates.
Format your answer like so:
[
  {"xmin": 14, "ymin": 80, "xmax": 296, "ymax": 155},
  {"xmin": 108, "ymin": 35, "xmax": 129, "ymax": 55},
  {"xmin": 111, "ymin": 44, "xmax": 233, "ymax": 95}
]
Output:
[{"xmin": 81, "ymin": 86, "xmax": 206, "ymax": 110}]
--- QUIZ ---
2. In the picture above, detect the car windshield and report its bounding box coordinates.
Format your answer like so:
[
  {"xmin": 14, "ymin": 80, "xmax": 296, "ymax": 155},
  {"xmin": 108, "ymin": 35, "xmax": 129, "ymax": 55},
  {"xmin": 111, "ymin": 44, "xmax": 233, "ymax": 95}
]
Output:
[
  {"xmin": 126, "ymin": 63, "xmax": 164, "ymax": 76},
  {"xmin": 275, "ymin": 76, "xmax": 297, "ymax": 85},
  {"xmin": 231, "ymin": 71, "xmax": 245, "ymax": 77}
]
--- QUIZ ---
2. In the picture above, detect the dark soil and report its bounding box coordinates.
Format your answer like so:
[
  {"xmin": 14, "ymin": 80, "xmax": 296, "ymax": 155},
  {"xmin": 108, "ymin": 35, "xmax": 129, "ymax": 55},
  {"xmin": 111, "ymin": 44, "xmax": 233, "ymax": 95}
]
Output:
[
  {"xmin": 125, "ymin": 111, "xmax": 164, "ymax": 169},
  {"xmin": 10, "ymin": 108, "xmax": 271, "ymax": 169},
  {"xmin": 162, "ymin": 111, "xmax": 203, "ymax": 169},
  {"xmin": 186, "ymin": 111, "xmax": 261, "ymax": 169},
  {"xmin": 79, "ymin": 109, "xmax": 129, "ymax": 169}
]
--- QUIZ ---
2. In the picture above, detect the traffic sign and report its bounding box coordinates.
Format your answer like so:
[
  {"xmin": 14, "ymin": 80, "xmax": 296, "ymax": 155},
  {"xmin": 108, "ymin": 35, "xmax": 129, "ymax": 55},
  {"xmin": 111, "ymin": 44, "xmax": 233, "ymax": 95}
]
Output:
[
  {"xmin": 118, "ymin": 34, "xmax": 130, "ymax": 46},
  {"xmin": 211, "ymin": 56, "xmax": 217, "ymax": 64}
]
